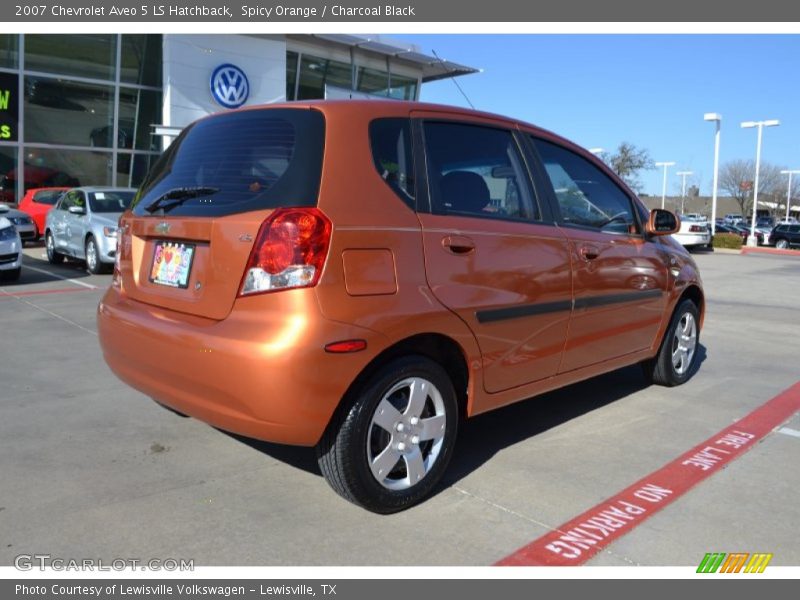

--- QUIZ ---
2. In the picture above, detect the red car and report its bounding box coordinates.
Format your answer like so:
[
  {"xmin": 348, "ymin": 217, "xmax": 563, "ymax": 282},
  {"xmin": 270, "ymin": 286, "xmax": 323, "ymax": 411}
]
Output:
[{"xmin": 17, "ymin": 187, "xmax": 69, "ymax": 240}]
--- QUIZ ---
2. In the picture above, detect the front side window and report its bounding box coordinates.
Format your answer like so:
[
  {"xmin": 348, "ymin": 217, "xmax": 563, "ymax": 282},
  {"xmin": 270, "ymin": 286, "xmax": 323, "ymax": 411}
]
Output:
[
  {"xmin": 369, "ymin": 118, "xmax": 414, "ymax": 209},
  {"xmin": 424, "ymin": 122, "xmax": 538, "ymax": 221},
  {"xmin": 60, "ymin": 191, "xmax": 81, "ymax": 211},
  {"xmin": 33, "ymin": 190, "xmax": 63, "ymax": 205},
  {"xmin": 533, "ymin": 138, "xmax": 639, "ymax": 234}
]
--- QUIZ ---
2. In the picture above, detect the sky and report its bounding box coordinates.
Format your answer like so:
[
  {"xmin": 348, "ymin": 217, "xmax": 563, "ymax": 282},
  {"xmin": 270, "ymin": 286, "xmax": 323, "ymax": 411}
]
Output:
[{"xmin": 398, "ymin": 34, "xmax": 800, "ymax": 197}]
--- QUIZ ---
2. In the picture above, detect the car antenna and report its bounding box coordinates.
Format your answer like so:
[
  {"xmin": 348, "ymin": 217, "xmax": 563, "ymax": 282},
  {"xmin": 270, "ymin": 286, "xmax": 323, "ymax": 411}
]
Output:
[{"xmin": 431, "ymin": 49, "xmax": 476, "ymax": 110}]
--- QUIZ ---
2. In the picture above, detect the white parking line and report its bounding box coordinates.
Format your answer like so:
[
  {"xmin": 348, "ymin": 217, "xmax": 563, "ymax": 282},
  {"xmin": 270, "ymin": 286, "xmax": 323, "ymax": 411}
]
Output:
[
  {"xmin": 2, "ymin": 291, "xmax": 98, "ymax": 336},
  {"xmin": 777, "ymin": 427, "xmax": 800, "ymax": 439},
  {"xmin": 23, "ymin": 264, "xmax": 98, "ymax": 289}
]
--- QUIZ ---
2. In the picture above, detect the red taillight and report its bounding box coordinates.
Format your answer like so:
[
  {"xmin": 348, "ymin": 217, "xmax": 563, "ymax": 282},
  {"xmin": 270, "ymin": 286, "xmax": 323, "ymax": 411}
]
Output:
[
  {"xmin": 689, "ymin": 225, "xmax": 705, "ymax": 233},
  {"xmin": 239, "ymin": 208, "xmax": 332, "ymax": 296}
]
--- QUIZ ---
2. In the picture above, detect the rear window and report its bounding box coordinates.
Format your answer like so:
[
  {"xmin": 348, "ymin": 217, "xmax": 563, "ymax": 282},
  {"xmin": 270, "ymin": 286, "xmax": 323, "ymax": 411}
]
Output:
[
  {"xmin": 33, "ymin": 190, "xmax": 64, "ymax": 205},
  {"xmin": 132, "ymin": 109, "xmax": 325, "ymax": 217}
]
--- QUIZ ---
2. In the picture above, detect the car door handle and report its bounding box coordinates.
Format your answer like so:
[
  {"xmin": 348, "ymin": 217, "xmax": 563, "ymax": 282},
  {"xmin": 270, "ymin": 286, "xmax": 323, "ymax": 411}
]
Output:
[
  {"xmin": 442, "ymin": 235, "xmax": 475, "ymax": 255},
  {"xmin": 579, "ymin": 244, "xmax": 600, "ymax": 261}
]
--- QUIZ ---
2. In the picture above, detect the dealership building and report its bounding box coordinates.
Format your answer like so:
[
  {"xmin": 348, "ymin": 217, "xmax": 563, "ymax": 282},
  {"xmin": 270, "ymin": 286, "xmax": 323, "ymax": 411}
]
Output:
[{"xmin": 0, "ymin": 34, "xmax": 476, "ymax": 203}]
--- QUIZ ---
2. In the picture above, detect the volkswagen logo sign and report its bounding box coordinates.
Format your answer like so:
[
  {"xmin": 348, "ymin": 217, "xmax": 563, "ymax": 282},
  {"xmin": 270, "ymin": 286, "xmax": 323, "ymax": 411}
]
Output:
[{"xmin": 210, "ymin": 63, "xmax": 250, "ymax": 109}]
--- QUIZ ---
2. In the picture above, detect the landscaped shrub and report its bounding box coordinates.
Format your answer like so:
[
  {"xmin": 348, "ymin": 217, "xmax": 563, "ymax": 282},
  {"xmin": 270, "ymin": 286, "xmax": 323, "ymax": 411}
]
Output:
[{"xmin": 712, "ymin": 233, "xmax": 743, "ymax": 250}]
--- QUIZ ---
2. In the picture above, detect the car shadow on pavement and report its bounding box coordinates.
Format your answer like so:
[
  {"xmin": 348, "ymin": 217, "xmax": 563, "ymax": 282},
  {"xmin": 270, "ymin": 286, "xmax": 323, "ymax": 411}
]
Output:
[{"xmin": 223, "ymin": 345, "xmax": 708, "ymax": 491}]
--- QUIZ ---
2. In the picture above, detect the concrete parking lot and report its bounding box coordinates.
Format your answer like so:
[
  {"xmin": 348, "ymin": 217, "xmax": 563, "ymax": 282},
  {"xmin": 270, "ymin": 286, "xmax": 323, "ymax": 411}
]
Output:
[{"xmin": 1, "ymin": 245, "xmax": 799, "ymax": 567}]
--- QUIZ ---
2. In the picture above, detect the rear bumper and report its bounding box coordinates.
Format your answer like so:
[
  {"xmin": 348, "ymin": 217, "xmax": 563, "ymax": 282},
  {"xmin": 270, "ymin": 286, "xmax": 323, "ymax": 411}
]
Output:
[
  {"xmin": 674, "ymin": 231, "xmax": 711, "ymax": 247},
  {"xmin": 97, "ymin": 287, "xmax": 387, "ymax": 446}
]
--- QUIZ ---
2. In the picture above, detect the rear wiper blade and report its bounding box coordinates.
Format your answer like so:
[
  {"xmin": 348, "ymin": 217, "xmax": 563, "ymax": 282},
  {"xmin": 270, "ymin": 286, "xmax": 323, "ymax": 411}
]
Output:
[{"xmin": 144, "ymin": 186, "xmax": 219, "ymax": 214}]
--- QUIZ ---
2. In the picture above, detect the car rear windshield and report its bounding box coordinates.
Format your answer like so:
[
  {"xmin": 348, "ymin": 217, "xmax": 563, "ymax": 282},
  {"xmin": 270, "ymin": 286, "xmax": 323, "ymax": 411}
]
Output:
[
  {"xmin": 89, "ymin": 191, "xmax": 134, "ymax": 213},
  {"xmin": 131, "ymin": 108, "xmax": 325, "ymax": 218},
  {"xmin": 33, "ymin": 190, "xmax": 64, "ymax": 205}
]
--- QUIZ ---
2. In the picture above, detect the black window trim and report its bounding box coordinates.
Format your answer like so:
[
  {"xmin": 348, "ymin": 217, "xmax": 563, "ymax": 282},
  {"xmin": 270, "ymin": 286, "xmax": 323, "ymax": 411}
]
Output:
[
  {"xmin": 367, "ymin": 116, "xmax": 417, "ymax": 213},
  {"xmin": 526, "ymin": 134, "xmax": 647, "ymax": 239},
  {"xmin": 413, "ymin": 117, "xmax": 550, "ymax": 225}
]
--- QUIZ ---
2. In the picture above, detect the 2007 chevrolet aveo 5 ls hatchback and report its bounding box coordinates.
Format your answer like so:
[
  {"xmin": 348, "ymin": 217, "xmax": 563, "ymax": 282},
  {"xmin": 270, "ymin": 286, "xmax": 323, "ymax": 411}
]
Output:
[{"xmin": 98, "ymin": 101, "xmax": 703, "ymax": 513}]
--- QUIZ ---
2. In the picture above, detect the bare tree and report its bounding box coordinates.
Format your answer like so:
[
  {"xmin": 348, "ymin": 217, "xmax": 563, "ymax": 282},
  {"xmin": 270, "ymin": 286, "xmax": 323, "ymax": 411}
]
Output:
[
  {"xmin": 720, "ymin": 160, "xmax": 788, "ymax": 215},
  {"xmin": 604, "ymin": 142, "xmax": 654, "ymax": 193}
]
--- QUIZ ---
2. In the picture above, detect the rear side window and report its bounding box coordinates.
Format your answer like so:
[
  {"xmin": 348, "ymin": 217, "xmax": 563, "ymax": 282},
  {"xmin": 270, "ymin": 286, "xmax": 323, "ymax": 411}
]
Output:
[
  {"xmin": 790, "ymin": 225, "xmax": 800, "ymax": 234},
  {"xmin": 132, "ymin": 109, "xmax": 325, "ymax": 217},
  {"xmin": 33, "ymin": 190, "xmax": 63, "ymax": 205},
  {"xmin": 369, "ymin": 118, "xmax": 415, "ymax": 209},
  {"xmin": 423, "ymin": 122, "xmax": 538, "ymax": 221},
  {"xmin": 533, "ymin": 138, "xmax": 639, "ymax": 234}
]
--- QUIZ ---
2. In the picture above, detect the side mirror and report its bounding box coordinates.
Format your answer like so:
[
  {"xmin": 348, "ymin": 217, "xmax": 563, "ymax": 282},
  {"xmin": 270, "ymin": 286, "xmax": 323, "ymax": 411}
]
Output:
[
  {"xmin": 68, "ymin": 205, "xmax": 86, "ymax": 215},
  {"xmin": 646, "ymin": 209, "xmax": 680, "ymax": 236}
]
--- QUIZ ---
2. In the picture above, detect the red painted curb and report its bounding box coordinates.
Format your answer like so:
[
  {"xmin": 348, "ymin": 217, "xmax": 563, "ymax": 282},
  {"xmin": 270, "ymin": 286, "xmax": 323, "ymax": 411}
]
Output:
[
  {"xmin": 741, "ymin": 247, "xmax": 800, "ymax": 256},
  {"xmin": 497, "ymin": 382, "xmax": 800, "ymax": 566},
  {"xmin": 0, "ymin": 287, "xmax": 96, "ymax": 298}
]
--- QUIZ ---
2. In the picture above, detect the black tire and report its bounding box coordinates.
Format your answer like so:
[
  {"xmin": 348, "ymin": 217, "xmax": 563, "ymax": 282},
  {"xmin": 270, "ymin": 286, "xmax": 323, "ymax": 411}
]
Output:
[
  {"xmin": 2, "ymin": 267, "xmax": 21, "ymax": 281},
  {"xmin": 45, "ymin": 232, "xmax": 64, "ymax": 264},
  {"xmin": 85, "ymin": 236, "xmax": 107, "ymax": 274},
  {"xmin": 642, "ymin": 299, "xmax": 700, "ymax": 387},
  {"xmin": 316, "ymin": 355, "xmax": 459, "ymax": 514},
  {"xmin": 775, "ymin": 239, "xmax": 789, "ymax": 250}
]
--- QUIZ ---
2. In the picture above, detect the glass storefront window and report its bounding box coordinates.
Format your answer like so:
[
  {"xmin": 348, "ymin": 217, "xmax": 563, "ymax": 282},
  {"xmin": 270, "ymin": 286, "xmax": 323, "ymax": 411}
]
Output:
[
  {"xmin": 24, "ymin": 76, "xmax": 114, "ymax": 147},
  {"xmin": 23, "ymin": 147, "xmax": 112, "ymax": 190},
  {"xmin": 118, "ymin": 88, "xmax": 162, "ymax": 151},
  {"xmin": 389, "ymin": 74, "xmax": 417, "ymax": 100},
  {"xmin": 357, "ymin": 67, "xmax": 389, "ymax": 96},
  {"xmin": 25, "ymin": 35, "xmax": 116, "ymax": 81},
  {"xmin": 120, "ymin": 35, "xmax": 162, "ymax": 87},
  {"xmin": 0, "ymin": 35, "xmax": 18, "ymax": 69},
  {"xmin": 0, "ymin": 146, "xmax": 17, "ymax": 204},
  {"xmin": 286, "ymin": 51, "xmax": 298, "ymax": 101},
  {"xmin": 117, "ymin": 152, "xmax": 159, "ymax": 188},
  {"xmin": 297, "ymin": 55, "xmax": 352, "ymax": 100}
]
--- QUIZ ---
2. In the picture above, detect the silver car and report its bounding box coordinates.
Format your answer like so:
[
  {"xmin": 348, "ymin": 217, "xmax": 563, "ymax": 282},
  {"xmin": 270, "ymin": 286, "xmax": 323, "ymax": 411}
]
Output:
[
  {"xmin": 45, "ymin": 187, "xmax": 135, "ymax": 274},
  {"xmin": 0, "ymin": 203, "xmax": 36, "ymax": 245},
  {"xmin": 0, "ymin": 215, "xmax": 22, "ymax": 281}
]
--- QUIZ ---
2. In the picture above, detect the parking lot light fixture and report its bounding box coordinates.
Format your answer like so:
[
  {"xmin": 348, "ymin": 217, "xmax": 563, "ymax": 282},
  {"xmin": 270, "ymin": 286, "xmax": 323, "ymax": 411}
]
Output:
[
  {"xmin": 677, "ymin": 171, "xmax": 694, "ymax": 214},
  {"xmin": 656, "ymin": 161, "xmax": 676, "ymax": 209},
  {"xmin": 741, "ymin": 120, "xmax": 780, "ymax": 246},
  {"xmin": 780, "ymin": 169, "xmax": 800, "ymax": 221},
  {"xmin": 704, "ymin": 113, "xmax": 722, "ymax": 235}
]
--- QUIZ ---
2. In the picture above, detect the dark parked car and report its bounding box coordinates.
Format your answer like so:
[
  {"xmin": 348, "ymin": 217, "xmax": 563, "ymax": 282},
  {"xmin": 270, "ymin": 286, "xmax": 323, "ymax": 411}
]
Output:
[
  {"xmin": 769, "ymin": 224, "xmax": 800, "ymax": 249},
  {"xmin": 731, "ymin": 223, "xmax": 764, "ymax": 245}
]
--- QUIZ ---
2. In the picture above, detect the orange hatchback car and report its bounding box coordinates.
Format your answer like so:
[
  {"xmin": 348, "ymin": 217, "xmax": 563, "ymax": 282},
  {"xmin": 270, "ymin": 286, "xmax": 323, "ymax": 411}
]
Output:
[{"xmin": 98, "ymin": 101, "xmax": 703, "ymax": 513}]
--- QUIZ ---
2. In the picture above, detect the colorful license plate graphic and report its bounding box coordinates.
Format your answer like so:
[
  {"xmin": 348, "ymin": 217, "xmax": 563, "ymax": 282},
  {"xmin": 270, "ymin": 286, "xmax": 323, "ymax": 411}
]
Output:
[{"xmin": 149, "ymin": 241, "xmax": 196, "ymax": 289}]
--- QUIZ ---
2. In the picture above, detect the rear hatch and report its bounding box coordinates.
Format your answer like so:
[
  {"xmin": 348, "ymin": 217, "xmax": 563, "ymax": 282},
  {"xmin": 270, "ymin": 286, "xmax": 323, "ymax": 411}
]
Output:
[{"xmin": 119, "ymin": 108, "xmax": 325, "ymax": 320}]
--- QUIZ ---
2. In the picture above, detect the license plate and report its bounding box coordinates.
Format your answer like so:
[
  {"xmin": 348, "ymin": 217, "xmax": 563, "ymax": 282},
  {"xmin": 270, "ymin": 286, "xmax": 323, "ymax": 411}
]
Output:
[{"xmin": 149, "ymin": 241, "xmax": 196, "ymax": 289}]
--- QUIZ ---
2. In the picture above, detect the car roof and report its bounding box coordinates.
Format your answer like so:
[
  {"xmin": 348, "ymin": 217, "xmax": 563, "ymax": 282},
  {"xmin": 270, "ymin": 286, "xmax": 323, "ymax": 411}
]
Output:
[
  {"xmin": 67, "ymin": 187, "xmax": 137, "ymax": 193},
  {"xmin": 199, "ymin": 99, "xmax": 593, "ymax": 158}
]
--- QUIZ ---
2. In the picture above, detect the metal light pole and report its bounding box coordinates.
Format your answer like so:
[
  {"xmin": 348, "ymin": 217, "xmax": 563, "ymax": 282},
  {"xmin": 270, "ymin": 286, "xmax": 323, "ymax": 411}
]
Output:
[
  {"xmin": 677, "ymin": 170, "xmax": 694, "ymax": 214},
  {"xmin": 741, "ymin": 120, "xmax": 780, "ymax": 246},
  {"xmin": 704, "ymin": 113, "xmax": 721, "ymax": 235},
  {"xmin": 656, "ymin": 161, "xmax": 676, "ymax": 209},
  {"xmin": 780, "ymin": 169, "xmax": 800, "ymax": 221}
]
